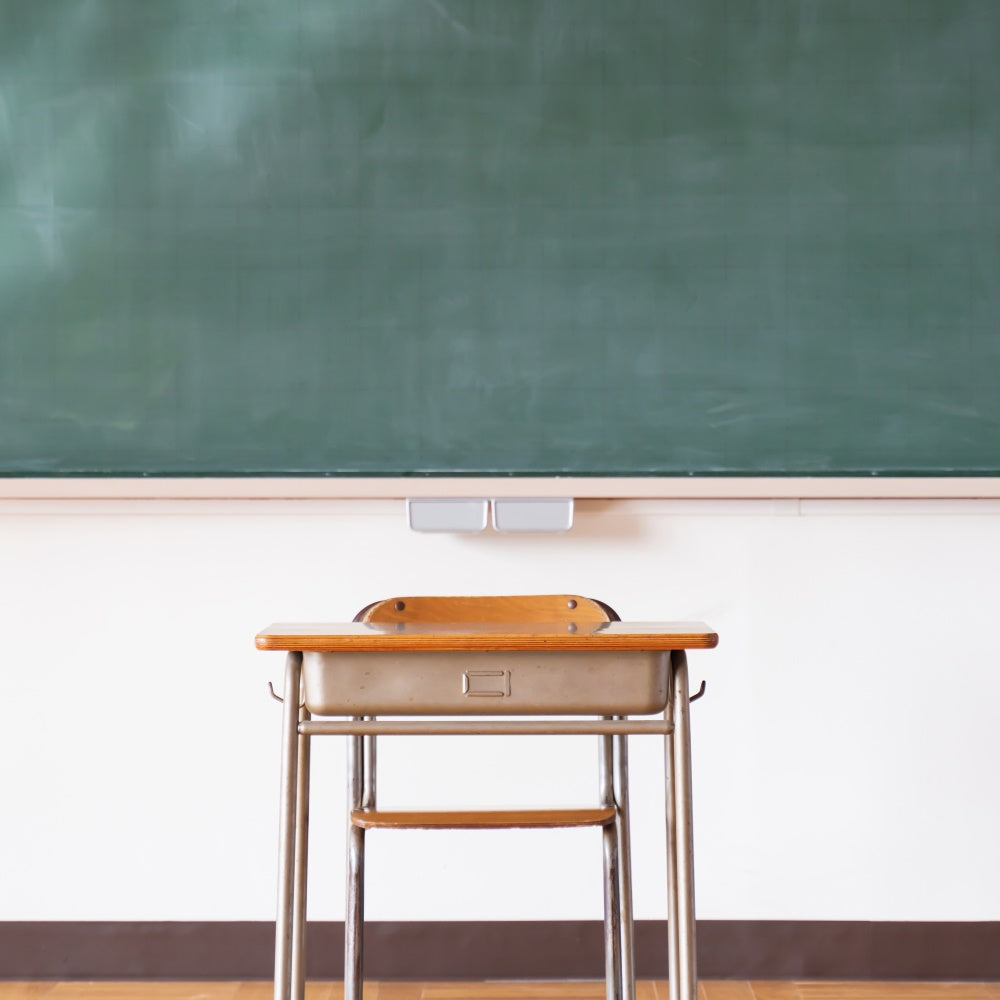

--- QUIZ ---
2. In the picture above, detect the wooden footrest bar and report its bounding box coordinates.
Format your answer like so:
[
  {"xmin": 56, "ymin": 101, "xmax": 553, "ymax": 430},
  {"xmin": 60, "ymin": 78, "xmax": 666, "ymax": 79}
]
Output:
[{"xmin": 350, "ymin": 807, "xmax": 616, "ymax": 829}]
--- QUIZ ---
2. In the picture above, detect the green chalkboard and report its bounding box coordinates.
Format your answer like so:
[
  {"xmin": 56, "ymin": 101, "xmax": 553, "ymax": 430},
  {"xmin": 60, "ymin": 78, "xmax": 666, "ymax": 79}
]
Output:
[{"xmin": 1, "ymin": 0, "xmax": 998, "ymax": 476}]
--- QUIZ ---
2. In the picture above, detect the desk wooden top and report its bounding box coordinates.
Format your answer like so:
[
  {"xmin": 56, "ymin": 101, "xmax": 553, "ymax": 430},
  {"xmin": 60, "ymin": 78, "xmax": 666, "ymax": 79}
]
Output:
[{"xmin": 255, "ymin": 621, "xmax": 718, "ymax": 653}]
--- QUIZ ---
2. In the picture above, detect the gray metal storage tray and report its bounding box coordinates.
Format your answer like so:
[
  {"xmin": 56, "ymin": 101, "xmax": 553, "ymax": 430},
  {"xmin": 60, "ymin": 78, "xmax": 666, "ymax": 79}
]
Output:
[{"xmin": 302, "ymin": 649, "xmax": 669, "ymax": 716}]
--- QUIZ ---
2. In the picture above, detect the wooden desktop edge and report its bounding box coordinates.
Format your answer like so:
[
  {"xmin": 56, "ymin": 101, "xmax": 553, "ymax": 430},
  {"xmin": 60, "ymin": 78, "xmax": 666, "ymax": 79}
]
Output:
[
  {"xmin": 255, "ymin": 622, "xmax": 719, "ymax": 652},
  {"xmin": 3, "ymin": 476, "xmax": 1000, "ymax": 499}
]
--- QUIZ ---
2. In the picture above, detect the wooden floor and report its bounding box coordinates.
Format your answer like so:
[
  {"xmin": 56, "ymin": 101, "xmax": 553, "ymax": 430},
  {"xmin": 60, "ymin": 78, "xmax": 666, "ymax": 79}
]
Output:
[{"xmin": 1, "ymin": 984, "xmax": 999, "ymax": 1000}]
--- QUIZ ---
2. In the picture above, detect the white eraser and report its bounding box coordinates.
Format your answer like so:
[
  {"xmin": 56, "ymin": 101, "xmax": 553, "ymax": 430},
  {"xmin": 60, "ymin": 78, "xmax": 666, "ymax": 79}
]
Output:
[
  {"xmin": 492, "ymin": 498, "xmax": 574, "ymax": 532},
  {"xmin": 406, "ymin": 498, "xmax": 489, "ymax": 532}
]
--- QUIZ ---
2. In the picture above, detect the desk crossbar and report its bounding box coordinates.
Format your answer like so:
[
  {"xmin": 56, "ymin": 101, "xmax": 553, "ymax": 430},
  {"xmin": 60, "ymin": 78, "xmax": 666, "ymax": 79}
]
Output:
[{"xmin": 300, "ymin": 719, "xmax": 673, "ymax": 737}]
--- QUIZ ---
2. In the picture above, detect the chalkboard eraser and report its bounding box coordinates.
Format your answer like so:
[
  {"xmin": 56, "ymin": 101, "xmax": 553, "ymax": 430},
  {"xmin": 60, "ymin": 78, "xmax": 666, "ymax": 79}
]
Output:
[
  {"xmin": 492, "ymin": 498, "xmax": 574, "ymax": 533},
  {"xmin": 407, "ymin": 498, "xmax": 489, "ymax": 533}
]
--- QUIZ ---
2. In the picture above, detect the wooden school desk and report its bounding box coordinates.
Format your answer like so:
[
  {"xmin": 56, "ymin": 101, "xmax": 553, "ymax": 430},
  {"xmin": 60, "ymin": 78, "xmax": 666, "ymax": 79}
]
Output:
[{"xmin": 257, "ymin": 616, "xmax": 719, "ymax": 1000}]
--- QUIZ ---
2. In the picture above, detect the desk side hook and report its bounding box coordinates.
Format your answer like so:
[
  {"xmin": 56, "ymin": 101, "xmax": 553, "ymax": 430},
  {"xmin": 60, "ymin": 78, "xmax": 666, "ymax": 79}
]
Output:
[
  {"xmin": 268, "ymin": 681, "xmax": 306, "ymax": 708},
  {"xmin": 689, "ymin": 680, "xmax": 707, "ymax": 703}
]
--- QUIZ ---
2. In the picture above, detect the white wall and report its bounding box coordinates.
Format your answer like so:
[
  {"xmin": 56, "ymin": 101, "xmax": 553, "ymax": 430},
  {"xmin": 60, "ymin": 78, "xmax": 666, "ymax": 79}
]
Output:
[{"xmin": 1, "ymin": 498, "xmax": 998, "ymax": 923}]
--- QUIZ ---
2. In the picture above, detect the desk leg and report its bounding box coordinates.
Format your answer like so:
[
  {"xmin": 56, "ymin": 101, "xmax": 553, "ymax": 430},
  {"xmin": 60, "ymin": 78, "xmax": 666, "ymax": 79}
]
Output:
[
  {"xmin": 670, "ymin": 651, "xmax": 698, "ymax": 1000},
  {"xmin": 345, "ymin": 726, "xmax": 365, "ymax": 1000},
  {"xmin": 291, "ymin": 706, "xmax": 311, "ymax": 1000},
  {"xmin": 664, "ymin": 670, "xmax": 680, "ymax": 1000},
  {"xmin": 599, "ymin": 732, "xmax": 623, "ymax": 1000},
  {"xmin": 362, "ymin": 721, "xmax": 377, "ymax": 810},
  {"xmin": 613, "ymin": 726, "xmax": 636, "ymax": 1000},
  {"xmin": 275, "ymin": 652, "xmax": 303, "ymax": 1000}
]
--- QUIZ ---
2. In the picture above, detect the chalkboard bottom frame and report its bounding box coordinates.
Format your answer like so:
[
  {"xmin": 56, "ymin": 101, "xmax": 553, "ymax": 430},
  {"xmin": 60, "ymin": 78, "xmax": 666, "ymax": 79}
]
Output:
[{"xmin": 1, "ymin": 477, "xmax": 1000, "ymax": 499}]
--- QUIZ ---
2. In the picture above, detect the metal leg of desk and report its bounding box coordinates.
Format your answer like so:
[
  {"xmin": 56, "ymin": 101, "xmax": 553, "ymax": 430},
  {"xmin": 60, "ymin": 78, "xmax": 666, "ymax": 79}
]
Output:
[
  {"xmin": 345, "ymin": 728, "xmax": 366, "ymax": 1000},
  {"xmin": 670, "ymin": 651, "xmax": 698, "ymax": 1000},
  {"xmin": 362, "ymin": 723, "xmax": 377, "ymax": 809},
  {"xmin": 664, "ymin": 677, "xmax": 680, "ymax": 1000},
  {"xmin": 613, "ymin": 726, "xmax": 636, "ymax": 1000},
  {"xmin": 599, "ymin": 732, "xmax": 623, "ymax": 1000},
  {"xmin": 275, "ymin": 652, "xmax": 303, "ymax": 1000},
  {"xmin": 291, "ymin": 706, "xmax": 311, "ymax": 1000}
]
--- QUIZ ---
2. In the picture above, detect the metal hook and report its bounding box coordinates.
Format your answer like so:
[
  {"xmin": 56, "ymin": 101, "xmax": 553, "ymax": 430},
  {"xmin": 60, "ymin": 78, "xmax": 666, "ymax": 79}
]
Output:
[
  {"xmin": 268, "ymin": 681, "xmax": 306, "ymax": 708},
  {"xmin": 689, "ymin": 679, "xmax": 707, "ymax": 703}
]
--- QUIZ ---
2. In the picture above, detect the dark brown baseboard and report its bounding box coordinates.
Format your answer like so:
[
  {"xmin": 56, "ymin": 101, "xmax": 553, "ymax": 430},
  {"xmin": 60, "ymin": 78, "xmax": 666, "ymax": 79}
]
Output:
[{"xmin": 1, "ymin": 921, "xmax": 998, "ymax": 981}]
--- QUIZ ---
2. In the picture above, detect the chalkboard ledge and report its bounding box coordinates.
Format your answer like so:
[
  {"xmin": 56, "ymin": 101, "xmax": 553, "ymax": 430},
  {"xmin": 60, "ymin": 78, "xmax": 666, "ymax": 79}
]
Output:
[{"xmin": 1, "ymin": 478, "xmax": 1000, "ymax": 500}]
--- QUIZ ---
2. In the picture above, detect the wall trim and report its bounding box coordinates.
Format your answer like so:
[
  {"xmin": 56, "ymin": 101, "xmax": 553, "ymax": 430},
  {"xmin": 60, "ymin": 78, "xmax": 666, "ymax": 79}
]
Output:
[
  {"xmin": 3, "ymin": 476, "xmax": 1000, "ymax": 500},
  {"xmin": 2, "ymin": 921, "xmax": 998, "ymax": 981}
]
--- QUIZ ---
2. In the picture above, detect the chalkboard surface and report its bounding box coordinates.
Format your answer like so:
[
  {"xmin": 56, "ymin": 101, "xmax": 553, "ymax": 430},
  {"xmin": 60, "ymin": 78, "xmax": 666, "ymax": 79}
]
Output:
[{"xmin": 1, "ymin": 0, "xmax": 998, "ymax": 476}]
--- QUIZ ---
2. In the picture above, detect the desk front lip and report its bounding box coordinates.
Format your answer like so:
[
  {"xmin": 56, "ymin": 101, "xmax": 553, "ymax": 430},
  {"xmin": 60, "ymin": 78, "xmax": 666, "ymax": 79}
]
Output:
[{"xmin": 255, "ymin": 622, "xmax": 718, "ymax": 653}]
